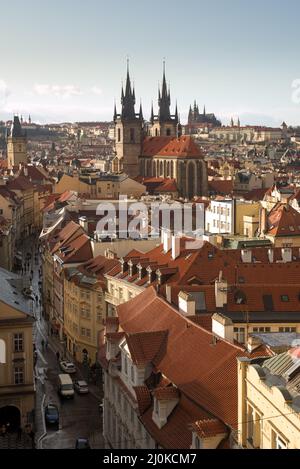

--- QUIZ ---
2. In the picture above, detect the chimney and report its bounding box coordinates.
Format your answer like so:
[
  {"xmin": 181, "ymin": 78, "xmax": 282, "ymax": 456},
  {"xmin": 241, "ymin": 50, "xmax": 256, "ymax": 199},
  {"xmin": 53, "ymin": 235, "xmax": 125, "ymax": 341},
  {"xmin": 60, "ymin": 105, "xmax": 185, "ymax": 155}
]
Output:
[
  {"xmin": 214, "ymin": 271, "xmax": 228, "ymax": 308},
  {"xmin": 162, "ymin": 228, "xmax": 172, "ymax": 253},
  {"xmin": 171, "ymin": 235, "xmax": 180, "ymax": 260},
  {"xmin": 281, "ymin": 248, "xmax": 292, "ymax": 263},
  {"xmin": 241, "ymin": 249, "xmax": 252, "ymax": 263},
  {"xmin": 212, "ymin": 313, "xmax": 234, "ymax": 343},
  {"xmin": 166, "ymin": 284, "xmax": 172, "ymax": 303},
  {"xmin": 247, "ymin": 336, "xmax": 262, "ymax": 353},
  {"xmin": 178, "ymin": 291, "xmax": 196, "ymax": 316},
  {"xmin": 79, "ymin": 216, "xmax": 88, "ymax": 233},
  {"xmin": 268, "ymin": 248, "xmax": 274, "ymax": 263},
  {"xmin": 259, "ymin": 207, "xmax": 267, "ymax": 236}
]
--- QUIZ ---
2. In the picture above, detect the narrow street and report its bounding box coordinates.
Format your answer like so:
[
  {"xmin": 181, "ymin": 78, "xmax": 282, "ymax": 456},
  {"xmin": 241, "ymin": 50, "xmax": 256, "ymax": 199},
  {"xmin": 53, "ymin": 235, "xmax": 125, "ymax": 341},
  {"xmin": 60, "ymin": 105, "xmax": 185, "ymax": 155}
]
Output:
[{"xmin": 21, "ymin": 234, "xmax": 104, "ymax": 449}]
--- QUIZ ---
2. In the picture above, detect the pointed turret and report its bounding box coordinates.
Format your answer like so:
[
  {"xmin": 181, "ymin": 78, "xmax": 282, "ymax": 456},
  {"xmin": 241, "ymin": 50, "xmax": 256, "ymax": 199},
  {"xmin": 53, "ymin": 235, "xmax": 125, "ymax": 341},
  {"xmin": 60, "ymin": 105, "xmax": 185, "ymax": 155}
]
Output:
[
  {"xmin": 188, "ymin": 104, "xmax": 192, "ymax": 124},
  {"xmin": 121, "ymin": 60, "xmax": 136, "ymax": 120},
  {"xmin": 158, "ymin": 61, "xmax": 171, "ymax": 122},
  {"xmin": 139, "ymin": 100, "xmax": 143, "ymax": 121},
  {"xmin": 150, "ymin": 101, "xmax": 154, "ymax": 124},
  {"xmin": 203, "ymin": 105, "xmax": 206, "ymax": 116},
  {"xmin": 175, "ymin": 102, "xmax": 178, "ymax": 123},
  {"xmin": 230, "ymin": 117, "xmax": 234, "ymax": 127},
  {"xmin": 113, "ymin": 101, "xmax": 117, "ymax": 121}
]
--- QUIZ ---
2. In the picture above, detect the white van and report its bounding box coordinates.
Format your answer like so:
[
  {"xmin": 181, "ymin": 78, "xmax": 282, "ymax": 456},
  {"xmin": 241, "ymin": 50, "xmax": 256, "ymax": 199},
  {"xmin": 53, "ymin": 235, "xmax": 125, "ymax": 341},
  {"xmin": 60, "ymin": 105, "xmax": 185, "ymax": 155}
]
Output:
[{"xmin": 58, "ymin": 374, "xmax": 74, "ymax": 399}]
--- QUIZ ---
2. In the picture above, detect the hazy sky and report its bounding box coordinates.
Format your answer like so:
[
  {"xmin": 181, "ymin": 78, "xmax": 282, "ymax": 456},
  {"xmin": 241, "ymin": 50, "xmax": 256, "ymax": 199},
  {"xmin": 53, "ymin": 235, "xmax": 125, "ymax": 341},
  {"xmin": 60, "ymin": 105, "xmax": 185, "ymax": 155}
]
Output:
[{"xmin": 1, "ymin": 0, "xmax": 300, "ymax": 125}]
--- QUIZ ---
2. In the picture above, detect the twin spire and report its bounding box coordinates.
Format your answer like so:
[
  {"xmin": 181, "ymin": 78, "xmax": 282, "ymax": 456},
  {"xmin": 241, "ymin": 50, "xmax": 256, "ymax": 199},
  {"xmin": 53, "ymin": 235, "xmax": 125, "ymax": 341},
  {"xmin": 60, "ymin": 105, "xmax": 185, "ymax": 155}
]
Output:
[{"xmin": 115, "ymin": 59, "xmax": 177, "ymax": 124}]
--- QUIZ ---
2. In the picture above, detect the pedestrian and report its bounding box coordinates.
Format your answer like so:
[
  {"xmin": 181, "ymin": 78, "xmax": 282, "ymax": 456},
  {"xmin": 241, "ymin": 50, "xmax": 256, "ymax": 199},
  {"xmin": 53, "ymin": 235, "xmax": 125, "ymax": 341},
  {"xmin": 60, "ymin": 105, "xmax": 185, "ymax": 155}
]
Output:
[
  {"xmin": 45, "ymin": 340, "xmax": 48, "ymax": 350},
  {"xmin": 56, "ymin": 350, "xmax": 60, "ymax": 361},
  {"xmin": 41, "ymin": 339, "xmax": 45, "ymax": 351}
]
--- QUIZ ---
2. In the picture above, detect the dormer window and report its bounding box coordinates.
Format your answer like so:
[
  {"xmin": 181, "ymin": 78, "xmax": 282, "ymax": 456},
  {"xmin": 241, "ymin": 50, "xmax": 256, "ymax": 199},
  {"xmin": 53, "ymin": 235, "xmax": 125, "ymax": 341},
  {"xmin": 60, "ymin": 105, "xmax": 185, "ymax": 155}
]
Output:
[{"xmin": 234, "ymin": 290, "xmax": 247, "ymax": 305}]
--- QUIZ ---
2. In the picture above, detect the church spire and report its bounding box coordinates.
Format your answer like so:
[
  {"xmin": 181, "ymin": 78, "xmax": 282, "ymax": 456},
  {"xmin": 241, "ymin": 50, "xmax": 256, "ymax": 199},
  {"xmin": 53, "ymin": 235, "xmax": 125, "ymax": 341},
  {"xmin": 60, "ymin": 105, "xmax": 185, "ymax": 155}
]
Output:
[
  {"xmin": 203, "ymin": 105, "xmax": 206, "ymax": 116},
  {"xmin": 158, "ymin": 59, "xmax": 171, "ymax": 122},
  {"xmin": 150, "ymin": 101, "xmax": 154, "ymax": 124},
  {"xmin": 121, "ymin": 59, "xmax": 136, "ymax": 120},
  {"xmin": 175, "ymin": 101, "xmax": 178, "ymax": 123},
  {"xmin": 113, "ymin": 100, "xmax": 117, "ymax": 121},
  {"xmin": 139, "ymin": 100, "xmax": 143, "ymax": 121}
]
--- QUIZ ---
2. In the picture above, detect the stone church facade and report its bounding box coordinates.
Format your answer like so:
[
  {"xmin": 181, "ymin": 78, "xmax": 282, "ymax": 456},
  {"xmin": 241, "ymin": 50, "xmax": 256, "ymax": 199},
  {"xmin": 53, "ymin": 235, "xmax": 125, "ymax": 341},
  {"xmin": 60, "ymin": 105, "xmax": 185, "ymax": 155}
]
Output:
[{"xmin": 112, "ymin": 64, "xmax": 208, "ymax": 199}]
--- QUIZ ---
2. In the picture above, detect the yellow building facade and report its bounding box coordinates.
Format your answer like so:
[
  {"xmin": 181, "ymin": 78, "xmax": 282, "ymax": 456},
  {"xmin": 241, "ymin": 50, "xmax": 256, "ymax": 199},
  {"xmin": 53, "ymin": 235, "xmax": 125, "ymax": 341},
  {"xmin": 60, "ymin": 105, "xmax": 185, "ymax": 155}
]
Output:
[
  {"xmin": 238, "ymin": 353, "xmax": 300, "ymax": 449},
  {"xmin": 0, "ymin": 271, "xmax": 35, "ymax": 431}
]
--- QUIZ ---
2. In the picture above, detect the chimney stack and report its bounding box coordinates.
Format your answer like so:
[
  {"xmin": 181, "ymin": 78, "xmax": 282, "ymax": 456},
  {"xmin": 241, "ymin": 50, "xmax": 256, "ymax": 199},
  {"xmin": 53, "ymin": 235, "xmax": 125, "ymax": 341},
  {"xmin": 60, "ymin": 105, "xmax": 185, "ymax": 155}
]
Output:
[
  {"xmin": 171, "ymin": 235, "xmax": 180, "ymax": 260},
  {"xmin": 178, "ymin": 291, "xmax": 196, "ymax": 316},
  {"xmin": 214, "ymin": 271, "xmax": 228, "ymax": 308},
  {"xmin": 212, "ymin": 313, "xmax": 234, "ymax": 343}
]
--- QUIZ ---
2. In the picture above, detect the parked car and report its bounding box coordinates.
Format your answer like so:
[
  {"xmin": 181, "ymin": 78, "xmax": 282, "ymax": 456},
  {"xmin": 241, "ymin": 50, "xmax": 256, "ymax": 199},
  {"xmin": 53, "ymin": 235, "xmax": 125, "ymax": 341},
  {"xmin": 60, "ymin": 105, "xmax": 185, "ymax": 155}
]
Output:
[
  {"xmin": 74, "ymin": 380, "xmax": 89, "ymax": 394},
  {"xmin": 59, "ymin": 361, "xmax": 76, "ymax": 374},
  {"xmin": 75, "ymin": 438, "xmax": 90, "ymax": 449},
  {"xmin": 57, "ymin": 374, "xmax": 74, "ymax": 399},
  {"xmin": 45, "ymin": 404, "xmax": 59, "ymax": 425}
]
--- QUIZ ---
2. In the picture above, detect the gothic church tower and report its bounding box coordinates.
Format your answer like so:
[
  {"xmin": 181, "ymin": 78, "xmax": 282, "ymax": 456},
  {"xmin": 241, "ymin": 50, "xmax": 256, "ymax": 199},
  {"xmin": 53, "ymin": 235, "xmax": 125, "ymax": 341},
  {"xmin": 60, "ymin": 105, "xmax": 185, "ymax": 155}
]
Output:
[
  {"xmin": 113, "ymin": 63, "xmax": 144, "ymax": 178},
  {"xmin": 7, "ymin": 116, "xmax": 27, "ymax": 169}
]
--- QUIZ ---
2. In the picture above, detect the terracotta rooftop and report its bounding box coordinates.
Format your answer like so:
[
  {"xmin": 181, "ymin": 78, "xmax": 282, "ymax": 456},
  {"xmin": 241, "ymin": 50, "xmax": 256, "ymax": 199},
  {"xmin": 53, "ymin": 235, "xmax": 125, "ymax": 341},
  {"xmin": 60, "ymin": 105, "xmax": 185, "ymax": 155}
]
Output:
[{"xmin": 142, "ymin": 136, "xmax": 204, "ymax": 159}]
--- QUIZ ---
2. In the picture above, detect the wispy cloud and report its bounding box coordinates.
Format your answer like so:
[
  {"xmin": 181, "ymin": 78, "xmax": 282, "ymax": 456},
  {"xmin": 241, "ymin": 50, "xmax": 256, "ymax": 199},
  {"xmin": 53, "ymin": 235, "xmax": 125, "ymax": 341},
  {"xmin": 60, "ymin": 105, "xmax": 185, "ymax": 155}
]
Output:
[
  {"xmin": 0, "ymin": 80, "xmax": 11, "ymax": 107},
  {"xmin": 91, "ymin": 85, "xmax": 102, "ymax": 95},
  {"xmin": 33, "ymin": 83, "xmax": 82, "ymax": 98}
]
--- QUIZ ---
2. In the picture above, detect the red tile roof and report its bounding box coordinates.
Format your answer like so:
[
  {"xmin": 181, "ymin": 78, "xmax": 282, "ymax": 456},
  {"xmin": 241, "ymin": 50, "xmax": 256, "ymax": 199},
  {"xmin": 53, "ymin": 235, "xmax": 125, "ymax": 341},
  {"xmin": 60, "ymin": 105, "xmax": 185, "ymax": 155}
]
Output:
[
  {"xmin": 142, "ymin": 136, "xmax": 204, "ymax": 159},
  {"xmin": 153, "ymin": 386, "xmax": 179, "ymax": 400},
  {"xmin": 191, "ymin": 418, "xmax": 227, "ymax": 438},
  {"xmin": 133, "ymin": 386, "xmax": 152, "ymax": 414},
  {"xmin": 208, "ymin": 179, "xmax": 233, "ymax": 195},
  {"xmin": 117, "ymin": 286, "xmax": 271, "ymax": 430},
  {"xmin": 126, "ymin": 330, "xmax": 168, "ymax": 366},
  {"xmin": 267, "ymin": 203, "xmax": 300, "ymax": 237}
]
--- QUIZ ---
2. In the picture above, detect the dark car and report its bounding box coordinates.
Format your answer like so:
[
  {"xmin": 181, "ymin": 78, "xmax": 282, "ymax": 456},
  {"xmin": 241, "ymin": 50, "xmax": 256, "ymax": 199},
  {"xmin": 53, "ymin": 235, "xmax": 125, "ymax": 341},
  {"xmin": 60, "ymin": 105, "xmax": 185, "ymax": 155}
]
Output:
[
  {"xmin": 45, "ymin": 404, "xmax": 59, "ymax": 425},
  {"xmin": 75, "ymin": 438, "xmax": 90, "ymax": 449}
]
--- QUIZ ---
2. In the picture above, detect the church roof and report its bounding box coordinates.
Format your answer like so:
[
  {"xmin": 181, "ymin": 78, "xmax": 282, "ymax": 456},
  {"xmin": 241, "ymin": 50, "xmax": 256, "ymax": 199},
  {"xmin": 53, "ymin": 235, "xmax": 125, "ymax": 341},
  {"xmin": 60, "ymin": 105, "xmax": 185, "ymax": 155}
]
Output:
[{"xmin": 141, "ymin": 136, "xmax": 204, "ymax": 159}]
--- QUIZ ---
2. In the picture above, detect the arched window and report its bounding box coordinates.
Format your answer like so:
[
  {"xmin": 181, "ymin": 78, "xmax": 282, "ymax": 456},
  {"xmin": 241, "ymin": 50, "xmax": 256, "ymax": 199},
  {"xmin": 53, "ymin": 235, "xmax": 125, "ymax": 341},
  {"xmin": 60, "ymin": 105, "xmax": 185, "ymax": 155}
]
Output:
[{"xmin": 0, "ymin": 339, "xmax": 6, "ymax": 364}]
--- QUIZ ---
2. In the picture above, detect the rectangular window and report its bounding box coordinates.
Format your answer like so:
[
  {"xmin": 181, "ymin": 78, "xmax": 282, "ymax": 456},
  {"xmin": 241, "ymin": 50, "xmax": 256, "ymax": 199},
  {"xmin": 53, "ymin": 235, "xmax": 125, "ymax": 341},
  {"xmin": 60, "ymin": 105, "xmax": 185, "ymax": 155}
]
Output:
[
  {"xmin": 281, "ymin": 295, "xmax": 289, "ymax": 302},
  {"xmin": 96, "ymin": 309, "xmax": 102, "ymax": 322},
  {"xmin": 14, "ymin": 333, "xmax": 24, "ymax": 352},
  {"xmin": 14, "ymin": 366, "xmax": 24, "ymax": 385},
  {"xmin": 81, "ymin": 328, "xmax": 86, "ymax": 336},
  {"xmin": 279, "ymin": 327, "xmax": 296, "ymax": 333},
  {"xmin": 86, "ymin": 329, "xmax": 91, "ymax": 338},
  {"xmin": 234, "ymin": 327, "xmax": 245, "ymax": 344}
]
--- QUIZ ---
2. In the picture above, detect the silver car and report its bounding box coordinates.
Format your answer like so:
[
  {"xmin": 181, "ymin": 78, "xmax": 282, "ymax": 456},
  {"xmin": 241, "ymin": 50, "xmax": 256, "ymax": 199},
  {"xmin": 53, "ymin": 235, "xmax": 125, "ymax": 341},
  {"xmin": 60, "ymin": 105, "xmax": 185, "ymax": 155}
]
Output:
[
  {"xmin": 74, "ymin": 380, "xmax": 89, "ymax": 394},
  {"xmin": 59, "ymin": 361, "xmax": 76, "ymax": 374}
]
